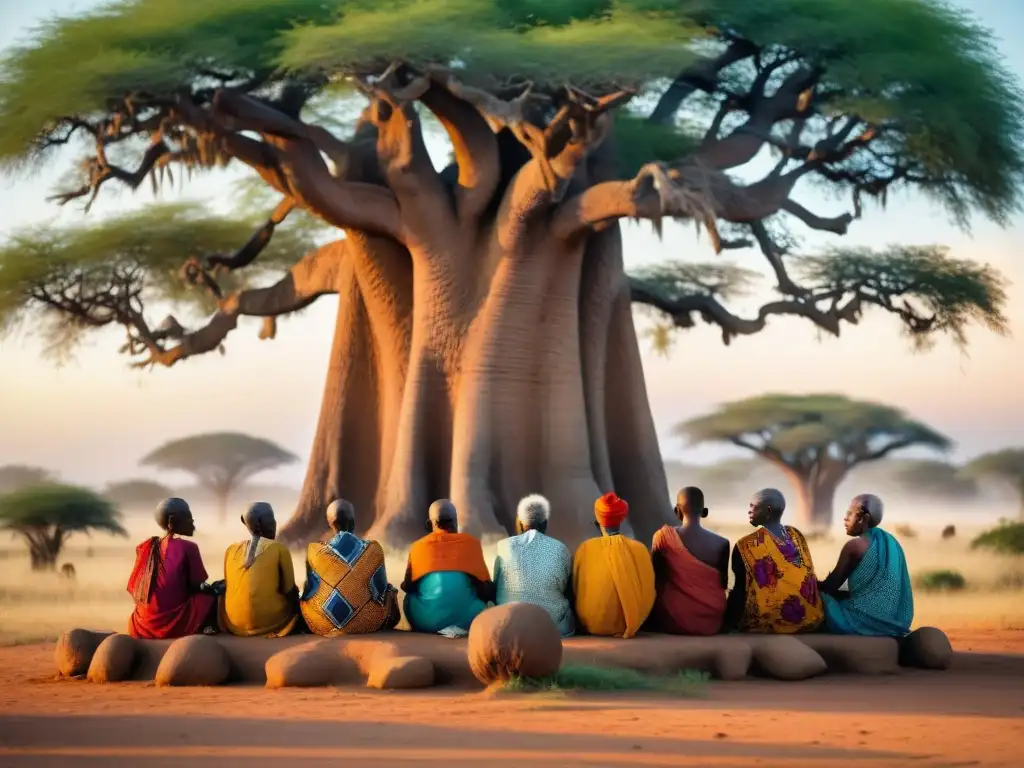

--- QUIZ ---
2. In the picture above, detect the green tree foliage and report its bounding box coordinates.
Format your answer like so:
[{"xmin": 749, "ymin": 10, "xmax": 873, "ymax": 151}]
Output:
[
  {"xmin": 0, "ymin": 465, "xmax": 56, "ymax": 493},
  {"xmin": 139, "ymin": 432, "xmax": 297, "ymax": 523},
  {"xmin": 962, "ymin": 449, "xmax": 1024, "ymax": 519},
  {"xmin": 889, "ymin": 459, "xmax": 978, "ymax": 500},
  {"xmin": 970, "ymin": 521, "xmax": 1024, "ymax": 556},
  {"xmin": 0, "ymin": 0, "xmax": 1017, "ymax": 365},
  {"xmin": 915, "ymin": 568, "xmax": 967, "ymax": 592},
  {"xmin": 102, "ymin": 478, "xmax": 175, "ymax": 509},
  {"xmin": 0, "ymin": 483, "xmax": 127, "ymax": 570},
  {"xmin": 677, "ymin": 394, "xmax": 951, "ymax": 527}
]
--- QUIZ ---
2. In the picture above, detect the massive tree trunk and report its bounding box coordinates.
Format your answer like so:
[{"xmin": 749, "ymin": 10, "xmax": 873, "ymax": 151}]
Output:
[
  {"xmin": 279, "ymin": 215, "xmax": 673, "ymax": 550},
  {"xmin": 782, "ymin": 462, "xmax": 845, "ymax": 531}
]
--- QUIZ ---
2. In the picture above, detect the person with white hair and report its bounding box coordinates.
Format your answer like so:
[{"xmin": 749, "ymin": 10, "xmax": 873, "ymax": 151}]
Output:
[
  {"xmin": 818, "ymin": 494, "xmax": 914, "ymax": 637},
  {"xmin": 491, "ymin": 494, "xmax": 575, "ymax": 636},
  {"xmin": 724, "ymin": 488, "xmax": 824, "ymax": 633}
]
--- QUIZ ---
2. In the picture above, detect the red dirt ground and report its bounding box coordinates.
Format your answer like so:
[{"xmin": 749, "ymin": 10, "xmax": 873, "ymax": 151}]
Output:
[{"xmin": 0, "ymin": 628, "xmax": 1021, "ymax": 767}]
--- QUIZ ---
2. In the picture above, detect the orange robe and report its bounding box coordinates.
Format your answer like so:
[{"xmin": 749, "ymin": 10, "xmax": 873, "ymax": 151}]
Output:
[{"xmin": 651, "ymin": 526, "xmax": 726, "ymax": 636}]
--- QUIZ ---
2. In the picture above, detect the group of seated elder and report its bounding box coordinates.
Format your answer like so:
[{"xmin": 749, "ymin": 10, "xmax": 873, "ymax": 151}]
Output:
[{"xmin": 125, "ymin": 485, "xmax": 913, "ymax": 642}]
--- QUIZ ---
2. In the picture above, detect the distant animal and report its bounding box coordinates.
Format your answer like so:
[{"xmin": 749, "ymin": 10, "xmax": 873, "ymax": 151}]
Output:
[
  {"xmin": 941, "ymin": 525, "xmax": 957, "ymax": 540},
  {"xmin": 59, "ymin": 563, "xmax": 76, "ymax": 580}
]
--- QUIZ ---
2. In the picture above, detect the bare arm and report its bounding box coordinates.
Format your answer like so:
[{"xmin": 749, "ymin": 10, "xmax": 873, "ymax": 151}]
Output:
[
  {"xmin": 818, "ymin": 538, "xmax": 869, "ymax": 596},
  {"xmin": 723, "ymin": 545, "xmax": 747, "ymax": 631},
  {"xmin": 716, "ymin": 540, "xmax": 731, "ymax": 591}
]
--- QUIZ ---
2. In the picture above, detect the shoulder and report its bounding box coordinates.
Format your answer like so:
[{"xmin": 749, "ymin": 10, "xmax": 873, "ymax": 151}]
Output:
[
  {"xmin": 625, "ymin": 536, "xmax": 652, "ymax": 557},
  {"xmin": 178, "ymin": 538, "xmax": 200, "ymax": 553},
  {"xmin": 844, "ymin": 536, "xmax": 870, "ymax": 558},
  {"xmin": 651, "ymin": 525, "xmax": 673, "ymax": 547}
]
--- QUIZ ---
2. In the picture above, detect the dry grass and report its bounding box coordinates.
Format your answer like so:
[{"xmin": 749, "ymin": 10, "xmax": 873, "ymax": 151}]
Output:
[{"xmin": 2, "ymin": 518, "xmax": 1022, "ymax": 646}]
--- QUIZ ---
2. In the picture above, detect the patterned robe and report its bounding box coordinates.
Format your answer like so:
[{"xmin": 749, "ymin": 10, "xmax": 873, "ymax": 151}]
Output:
[
  {"xmin": 736, "ymin": 526, "xmax": 824, "ymax": 633},
  {"xmin": 493, "ymin": 530, "xmax": 575, "ymax": 636}
]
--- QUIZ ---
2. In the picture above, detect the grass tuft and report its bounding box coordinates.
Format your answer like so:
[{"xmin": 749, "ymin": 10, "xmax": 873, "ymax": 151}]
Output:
[{"xmin": 500, "ymin": 664, "xmax": 709, "ymax": 696}]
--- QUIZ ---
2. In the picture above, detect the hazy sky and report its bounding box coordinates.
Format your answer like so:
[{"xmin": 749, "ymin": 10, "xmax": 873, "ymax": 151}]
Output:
[{"xmin": 0, "ymin": 0, "xmax": 1022, "ymax": 489}]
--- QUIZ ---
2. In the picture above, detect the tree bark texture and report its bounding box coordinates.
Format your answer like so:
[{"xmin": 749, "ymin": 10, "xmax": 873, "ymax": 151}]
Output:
[{"xmin": 781, "ymin": 465, "xmax": 844, "ymax": 531}]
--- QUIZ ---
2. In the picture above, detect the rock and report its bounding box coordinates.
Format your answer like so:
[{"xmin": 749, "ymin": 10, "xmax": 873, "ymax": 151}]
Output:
[
  {"xmin": 87, "ymin": 634, "xmax": 139, "ymax": 683},
  {"xmin": 468, "ymin": 603, "xmax": 563, "ymax": 685},
  {"xmin": 265, "ymin": 640, "xmax": 350, "ymax": 689},
  {"xmin": 714, "ymin": 644, "xmax": 753, "ymax": 681},
  {"xmin": 752, "ymin": 636, "xmax": 827, "ymax": 681},
  {"xmin": 899, "ymin": 627, "xmax": 953, "ymax": 670},
  {"xmin": 154, "ymin": 635, "xmax": 230, "ymax": 687},
  {"xmin": 55, "ymin": 629, "xmax": 110, "ymax": 678},
  {"xmin": 797, "ymin": 635, "xmax": 899, "ymax": 675},
  {"xmin": 366, "ymin": 655, "xmax": 436, "ymax": 690}
]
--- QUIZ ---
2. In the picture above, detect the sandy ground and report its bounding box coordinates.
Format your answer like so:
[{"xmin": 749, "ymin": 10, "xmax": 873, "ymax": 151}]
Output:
[{"xmin": 0, "ymin": 629, "xmax": 1020, "ymax": 768}]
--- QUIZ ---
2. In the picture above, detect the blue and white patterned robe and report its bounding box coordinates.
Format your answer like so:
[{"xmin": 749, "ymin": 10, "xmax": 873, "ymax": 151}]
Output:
[{"xmin": 493, "ymin": 530, "xmax": 575, "ymax": 637}]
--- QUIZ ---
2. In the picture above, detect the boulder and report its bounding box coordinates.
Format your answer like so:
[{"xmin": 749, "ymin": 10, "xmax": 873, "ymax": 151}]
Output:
[
  {"xmin": 796, "ymin": 635, "xmax": 899, "ymax": 675},
  {"xmin": 899, "ymin": 627, "xmax": 953, "ymax": 670},
  {"xmin": 366, "ymin": 655, "xmax": 436, "ymax": 690},
  {"xmin": 154, "ymin": 635, "xmax": 230, "ymax": 687},
  {"xmin": 265, "ymin": 640, "xmax": 351, "ymax": 689},
  {"xmin": 714, "ymin": 644, "xmax": 753, "ymax": 681},
  {"xmin": 55, "ymin": 629, "xmax": 110, "ymax": 678},
  {"xmin": 468, "ymin": 603, "xmax": 563, "ymax": 685},
  {"xmin": 752, "ymin": 636, "xmax": 827, "ymax": 681},
  {"xmin": 87, "ymin": 634, "xmax": 139, "ymax": 683}
]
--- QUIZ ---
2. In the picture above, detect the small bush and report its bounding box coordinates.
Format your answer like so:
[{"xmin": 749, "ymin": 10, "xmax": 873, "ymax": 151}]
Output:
[
  {"xmin": 501, "ymin": 664, "xmax": 708, "ymax": 696},
  {"xmin": 915, "ymin": 569, "xmax": 967, "ymax": 592},
  {"xmin": 970, "ymin": 522, "xmax": 1024, "ymax": 556},
  {"xmin": 994, "ymin": 569, "xmax": 1024, "ymax": 591},
  {"xmin": 893, "ymin": 524, "xmax": 918, "ymax": 539},
  {"xmin": 941, "ymin": 525, "xmax": 956, "ymax": 539}
]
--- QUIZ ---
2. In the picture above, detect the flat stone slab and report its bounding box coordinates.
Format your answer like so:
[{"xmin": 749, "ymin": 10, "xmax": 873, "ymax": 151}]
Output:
[{"xmin": 55, "ymin": 627, "xmax": 942, "ymax": 688}]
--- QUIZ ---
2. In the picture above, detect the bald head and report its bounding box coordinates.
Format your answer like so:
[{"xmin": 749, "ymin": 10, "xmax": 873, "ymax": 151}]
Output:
[
  {"xmin": 155, "ymin": 497, "xmax": 194, "ymax": 536},
  {"xmin": 428, "ymin": 499, "xmax": 458, "ymax": 533},
  {"xmin": 675, "ymin": 486, "xmax": 707, "ymax": 521},
  {"xmin": 326, "ymin": 499, "xmax": 356, "ymax": 533},
  {"xmin": 242, "ymin": 502, "xmax": 277, "ymax": 539}
]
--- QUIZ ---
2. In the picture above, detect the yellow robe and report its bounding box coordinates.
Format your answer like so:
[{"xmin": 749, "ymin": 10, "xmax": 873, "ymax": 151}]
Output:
[
  {"xmin": 572, "ymin": 534, "xmax": 656, "ymax": 638},
  {"xmin": 220, "ymin": 538, "xmax": 300, "ymax": 638}
]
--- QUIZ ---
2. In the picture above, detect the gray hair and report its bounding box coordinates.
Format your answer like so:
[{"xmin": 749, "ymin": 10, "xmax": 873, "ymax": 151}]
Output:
[
  {"xmin": 751, "ymin": 488, "xmax": 786, "ymax": 514},
  {"xmin": 851, "ymin": 493, "xmax": 884, "ymax": 526},
  {"xmin": 516, "ymin": 494, "xmax": 550, "ymax": 529}
]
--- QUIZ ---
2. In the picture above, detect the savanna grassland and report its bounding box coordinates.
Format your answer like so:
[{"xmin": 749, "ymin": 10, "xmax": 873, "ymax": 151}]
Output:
[{"xmin": 2, "ymin": 499, "xmax": 1021, "ymax": 646}]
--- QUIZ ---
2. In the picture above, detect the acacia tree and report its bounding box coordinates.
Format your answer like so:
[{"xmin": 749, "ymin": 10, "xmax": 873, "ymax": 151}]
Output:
[
  {"xmin": 0, "ymin": 484, "xmax": 127, "ymax": 569},
  {"xmin": 0, "ymin": 1, "xmax": 1019, "ymax": 547},
  {"xmin": 963, "ymin": 449, "xmax": 1024, "ymax": 519},
  {"xmin": 889, "ymin": 459, "xmax": 978, "ymax": 501},
  {"xmin": 102, "ymin": 478, "xmax": 175, "ymax": 509},
  {"xmin": 0, "ymin": 465, "xmax": 56, "ymax": 493},
  {"xmin": 677, "ymin": 394, "xmax": 952, "ymax": 528},
  {"xmin": 140, "ymin": 432, "xmax": 297, "ymax": 522}
]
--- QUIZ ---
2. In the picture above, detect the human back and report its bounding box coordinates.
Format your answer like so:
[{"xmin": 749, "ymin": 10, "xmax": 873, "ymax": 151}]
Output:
[
  {"xmin": 572, "ymin": 493, "xmax": 656, "ymax": 639},
  {"xmin": 650, "ymin": 487, "xmax": 729, "ymax": 635},
  {"xmin": 726, "ymin": 489, "xmax": 823, "ymax": 634},
  {"xmin": 493, "ymin": 494, "xmax": 574, "ymax": 636}
]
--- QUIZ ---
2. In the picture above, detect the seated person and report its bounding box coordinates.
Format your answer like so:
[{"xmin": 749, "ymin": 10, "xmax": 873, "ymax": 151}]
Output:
[
  {"xmin": 493, "ymin": 494, "xmax": 575, "ymax": 637},
  {"xmin": 819, "ymin": 494, "xmax": 913, "ymax": 637},
  {"xmin": 402, "ymin": 499, "xmax": 494, "ymax": 634},
  {"xmin": 300, "ymin": 499, "xmax": 400, "ymax": 636},
  {"xmin": 127, "ymin": 498, "xmax": 220, "ymax": 639},
  {"xmin": 220, "ymin": 502, "xmax": 301, "ymax": 638},
  {"xmin": 724, "ymin": 489, "xmax": 823, "ymax": 634},
  {"xmin": 572, "ymin": 492, "xmax": 655, "ymax": 639},
  {"xmin": 650, "ymin": 487, "xmax": 729, "ymax": 635}
]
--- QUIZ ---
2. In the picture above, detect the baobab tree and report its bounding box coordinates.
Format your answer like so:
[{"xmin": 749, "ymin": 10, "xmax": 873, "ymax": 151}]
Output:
[
  {"xmin": 677, "ymin": 394, "xmax": 952, "ymax": 529},
  {"xmin": 0, "ymin": 1, "xmax": 1019, "ymax": 547}
]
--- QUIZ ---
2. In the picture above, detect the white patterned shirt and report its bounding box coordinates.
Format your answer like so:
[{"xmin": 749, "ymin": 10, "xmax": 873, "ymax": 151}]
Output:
[{"xmin": 493, "ymin": 530, "xmax": 575, "ymax": 636}]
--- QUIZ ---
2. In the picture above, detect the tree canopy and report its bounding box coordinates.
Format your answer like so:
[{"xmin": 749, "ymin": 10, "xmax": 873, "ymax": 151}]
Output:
[
  {"xmin": 677, "ymin": 393, "xmax": 951, "ymax": 526},
  {"xmin": 962, "ymin": 448, "xmax": 1024, "ymax": 517},
  {"xmin": 140, "ymin": 432, "xmax": 298, "ymax": 521},
  {"xmin": 888, "ymin": 459, "xmax": 978, "ymax": 500},
  {"xmin": 970, "ymin": 521, "xmax": 1024, "ymax": 555},
  {"xmin": 0, "ymin": 483, "xmax": 127, "ymax": 569},
  {"xmin": 102, "ymin": 478, "xmax": 175, "ymax": 508},
  {"xmin": 0, "ymin": 464, "xmax": 56, "ymax": 493},
  {"xmin": 0, "ymin": 0, "xmax": 1018, "ymax": 366}
]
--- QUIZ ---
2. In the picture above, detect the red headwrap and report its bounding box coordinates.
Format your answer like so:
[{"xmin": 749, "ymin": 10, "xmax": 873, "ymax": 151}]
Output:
[{"xmin": 594, "ymin": 492, "xmax": 629, "ymax": 528}]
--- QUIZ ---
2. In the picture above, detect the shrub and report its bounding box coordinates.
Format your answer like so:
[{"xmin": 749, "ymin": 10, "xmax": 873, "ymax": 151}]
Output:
[
  {"xmin": 970, "ymin": 522, "xmax": 1024, "ymax": 555},
  {"xmin": 893, "ymin": 524, "xmax": 918, "ymax": 539},
  {"xmin": 915, "ymin": 569, "xmax": 967, "ymax": 592}
]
